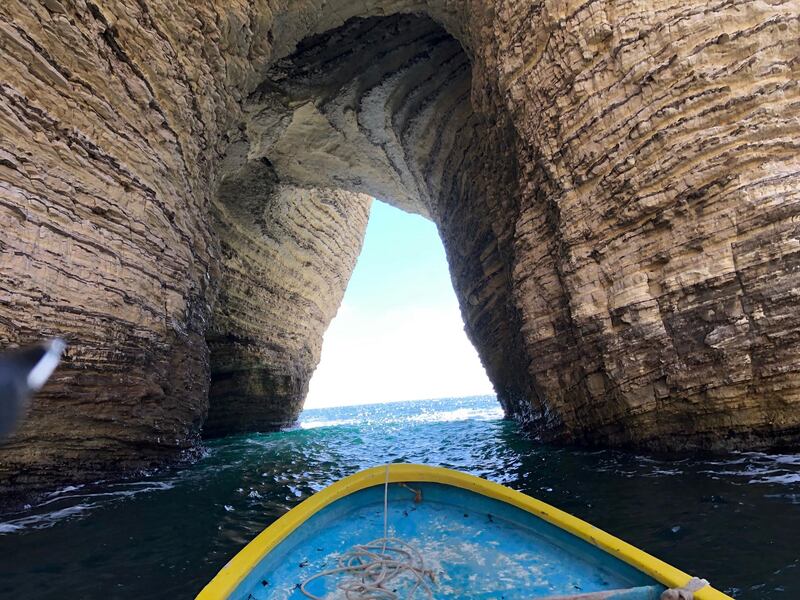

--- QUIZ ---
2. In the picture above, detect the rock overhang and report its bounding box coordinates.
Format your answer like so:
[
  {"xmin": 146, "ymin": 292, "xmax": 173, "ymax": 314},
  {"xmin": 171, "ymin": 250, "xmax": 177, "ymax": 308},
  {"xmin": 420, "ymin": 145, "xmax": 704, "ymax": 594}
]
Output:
[{"xmin": 0, "ymin": 0, "xmax": 799, "ymax": 493}]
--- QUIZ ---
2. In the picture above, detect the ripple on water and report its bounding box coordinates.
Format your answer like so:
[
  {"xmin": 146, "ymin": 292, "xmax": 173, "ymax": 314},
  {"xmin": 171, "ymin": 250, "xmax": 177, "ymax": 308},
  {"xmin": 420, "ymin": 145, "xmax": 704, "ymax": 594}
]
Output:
[{"xmin": 0, "ymin": 395, "xmax": 798, "ymax": 600}]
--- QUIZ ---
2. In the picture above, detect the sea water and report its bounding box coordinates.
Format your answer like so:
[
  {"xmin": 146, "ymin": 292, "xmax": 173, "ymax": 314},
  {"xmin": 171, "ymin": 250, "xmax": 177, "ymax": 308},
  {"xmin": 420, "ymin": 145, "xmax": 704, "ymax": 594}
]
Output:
[{"xmin": 0, "ymin": 395, "xmax": 798, "ymax": 599}]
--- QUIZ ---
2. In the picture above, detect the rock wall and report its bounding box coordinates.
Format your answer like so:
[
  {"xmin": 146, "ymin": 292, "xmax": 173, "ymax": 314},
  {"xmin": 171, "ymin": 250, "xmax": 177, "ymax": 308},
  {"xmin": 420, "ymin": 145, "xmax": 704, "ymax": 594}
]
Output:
[
  {"xmin": 205, "ymin": 160, "xmax": 370, "ymax": 436},
  {"xmin": 0, "ymin": 0, "xmax": 798, "ymax": 489},
  {"xmin": 0, "ymin": 0, "xmax": 219, "ymax": 486},
  {"xmin": 492, "ymin": 0, "xmax": 800, "ymax": 449}
]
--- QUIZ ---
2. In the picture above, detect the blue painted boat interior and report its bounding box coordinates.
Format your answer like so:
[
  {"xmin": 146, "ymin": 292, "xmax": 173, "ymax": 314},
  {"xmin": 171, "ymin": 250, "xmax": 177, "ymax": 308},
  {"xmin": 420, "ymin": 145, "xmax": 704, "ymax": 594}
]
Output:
[{"xmin": 232, "ymin": 482, "xmax": 665, "ymax": 599}]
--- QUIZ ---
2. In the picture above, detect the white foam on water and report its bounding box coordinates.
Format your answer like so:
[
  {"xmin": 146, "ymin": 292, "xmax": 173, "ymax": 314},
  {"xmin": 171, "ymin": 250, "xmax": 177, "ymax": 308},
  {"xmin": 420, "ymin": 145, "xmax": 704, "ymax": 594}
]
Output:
[
  {"xmin": 407, "ymin": 406, "xmax": 504, "ymax": 423},
  {"xmin": 747, "ymin": 453, "xmax": 800, "ymax": 466},
  {"xmin": 44, "ymin": 484, "xmax": 85, "ymax": 498},
  {"xmin": 0, "ymin": 479, "xmax": 176, "ymax": 534},
  {"xmin": 299, "ymin": 404, "xmax": 504, "ymax": 429},
  {"xmin": 35, "ymin": 480, "xmax": 175, "ymax": 508},
  {"xmin": 0, "ymin": 503, "xmax": 96, "ymax": 534},
  {"xmin": 646, "ymin": 468, "xmax": 684, "ymax": 476},
  {"xmin": 693, "ymin": 451, "xmax": 800, "ymax": 487},
  {"xmin": 299, "ymin": 418, "xmax": 357, "ymax": 429},
  {"xmin": 748, "ymin": 473, "xmax": 800, "ymax": 485}
]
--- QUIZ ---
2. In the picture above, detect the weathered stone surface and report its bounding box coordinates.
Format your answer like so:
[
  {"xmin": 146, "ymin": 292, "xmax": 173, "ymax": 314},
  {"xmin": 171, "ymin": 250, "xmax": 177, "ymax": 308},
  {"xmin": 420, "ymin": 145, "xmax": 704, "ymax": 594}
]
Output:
[
  {"xmin": 206, "ymin": 160, "xmax": 371, "ymax": 436},
  {"xmin": 0, "ymin": 0, "xmax": 798, "ymax": 490}
]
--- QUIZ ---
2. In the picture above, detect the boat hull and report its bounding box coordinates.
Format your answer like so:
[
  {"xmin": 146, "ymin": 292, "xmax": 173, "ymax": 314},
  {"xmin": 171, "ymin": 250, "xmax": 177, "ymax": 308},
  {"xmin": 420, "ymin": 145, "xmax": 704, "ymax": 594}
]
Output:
[{"xmin": 198, "ymin": 465, "xmax": 732, "ymax": 600}]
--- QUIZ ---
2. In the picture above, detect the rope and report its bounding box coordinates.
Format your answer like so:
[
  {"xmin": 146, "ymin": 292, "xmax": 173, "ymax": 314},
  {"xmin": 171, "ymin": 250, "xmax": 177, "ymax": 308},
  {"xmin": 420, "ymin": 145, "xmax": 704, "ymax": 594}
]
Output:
[
  {"xmin": 660, "ymin": 577, "xmax": 709, "ymax": 600},
  {"xmin": 300, "ymin": 464, "xmax": 437, "ymax": 599},
  {"xmin": 299, "ymin": 466, "xmax": 707, "ymax": 600},
  {"xmin": 299, "ymin": 537, "xmax": 436, "ymax": 599}
]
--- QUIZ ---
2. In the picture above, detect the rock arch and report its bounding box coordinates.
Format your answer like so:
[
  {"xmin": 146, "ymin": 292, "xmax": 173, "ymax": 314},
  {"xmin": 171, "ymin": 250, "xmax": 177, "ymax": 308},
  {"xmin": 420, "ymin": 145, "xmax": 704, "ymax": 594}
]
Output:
[
  {"xmin": 1, "ymin": 0, "xmax": 798, "ymax": 486},
  {"xmin": 203, "ymin": 13, "xmax": 514, "ymax": 436}
]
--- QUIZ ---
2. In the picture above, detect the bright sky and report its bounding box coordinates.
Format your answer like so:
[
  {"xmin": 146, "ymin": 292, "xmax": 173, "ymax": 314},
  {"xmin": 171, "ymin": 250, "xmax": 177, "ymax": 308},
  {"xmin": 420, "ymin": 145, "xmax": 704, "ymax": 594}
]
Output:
[{"xmin": 305, "ymin": 200, "xmax": 495, "ymax": 408}]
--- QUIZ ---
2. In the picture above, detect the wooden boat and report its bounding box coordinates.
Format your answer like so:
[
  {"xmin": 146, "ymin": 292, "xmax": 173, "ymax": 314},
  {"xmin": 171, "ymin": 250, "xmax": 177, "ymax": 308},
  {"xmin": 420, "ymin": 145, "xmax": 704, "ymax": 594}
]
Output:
[{"xmin": 197, "ymin": 464, "xmax": 732, "ymax": 600}]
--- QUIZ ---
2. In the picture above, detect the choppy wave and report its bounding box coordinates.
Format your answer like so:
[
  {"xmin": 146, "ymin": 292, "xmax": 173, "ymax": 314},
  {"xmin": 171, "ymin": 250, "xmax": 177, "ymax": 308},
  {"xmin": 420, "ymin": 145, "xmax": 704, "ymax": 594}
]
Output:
[
  {"xmin": 299, "ymin": 402, "xmax": 504, "ymax": 429},
  {"xmin": 299, "ymin": 418, "xmax": 356, "ymax": 429},
  {"xmin": 0, "ymin": 394, "xmax": 798, "ymax": 600},
  {"xmin": 406, "ymin": 406, "xmax": 505, "ymax": 423},
  {"xmin": 0, "ymin": 503, "xmax": 96, "ymax": 534},
  {"xmin": 0, "ymin": 479, "xmax": 176, "ymax": 534},
  {"xmin": 589, "ymin": 449, "xmax": 800, "ymax": 488}
]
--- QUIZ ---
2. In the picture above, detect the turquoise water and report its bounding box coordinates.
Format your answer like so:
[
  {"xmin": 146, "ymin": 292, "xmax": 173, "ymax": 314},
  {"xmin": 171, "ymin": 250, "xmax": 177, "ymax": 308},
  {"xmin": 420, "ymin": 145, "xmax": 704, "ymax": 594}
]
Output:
[{"xmin": 0, "ymin": 395, "xmax": 798, "ymax": 599}]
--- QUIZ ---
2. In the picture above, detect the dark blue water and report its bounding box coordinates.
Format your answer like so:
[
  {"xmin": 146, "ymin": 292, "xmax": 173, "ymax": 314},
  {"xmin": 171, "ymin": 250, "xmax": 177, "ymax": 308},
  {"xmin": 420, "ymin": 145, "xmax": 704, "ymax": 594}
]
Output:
[{"xmin": 0, "ymin": 396, "xmax": 798, "ymax": 599}]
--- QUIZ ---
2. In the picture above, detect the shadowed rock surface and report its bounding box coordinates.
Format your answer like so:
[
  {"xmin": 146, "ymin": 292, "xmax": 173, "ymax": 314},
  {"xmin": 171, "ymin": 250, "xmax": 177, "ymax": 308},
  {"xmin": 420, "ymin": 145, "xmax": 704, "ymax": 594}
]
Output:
[
  {"xmin": 205, "ymin": 162, "xmax": 371, "ymax": 437},
  {"xmin": 1, "ymin": 0, "xmax": 799, "ymax": 490}
]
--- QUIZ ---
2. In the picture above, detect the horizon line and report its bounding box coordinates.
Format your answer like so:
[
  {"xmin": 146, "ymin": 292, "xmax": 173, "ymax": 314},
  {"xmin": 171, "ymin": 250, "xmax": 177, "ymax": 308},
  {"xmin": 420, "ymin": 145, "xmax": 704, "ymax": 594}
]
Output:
[{"xmin": 302, "ymin": 392, "xmax": 498, "ymax": 412}]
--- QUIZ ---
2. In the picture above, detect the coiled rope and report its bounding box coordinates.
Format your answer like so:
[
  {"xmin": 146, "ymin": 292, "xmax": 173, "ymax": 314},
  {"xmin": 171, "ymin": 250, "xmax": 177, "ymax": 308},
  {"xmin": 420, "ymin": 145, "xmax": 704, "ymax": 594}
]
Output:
[
  {"xmin": 660, "ymin": 577, "xmax": 709, "ymax": 600},
  {"xmin": 300, "ymin": 465, "xmax": 437, "ymax": 599}
]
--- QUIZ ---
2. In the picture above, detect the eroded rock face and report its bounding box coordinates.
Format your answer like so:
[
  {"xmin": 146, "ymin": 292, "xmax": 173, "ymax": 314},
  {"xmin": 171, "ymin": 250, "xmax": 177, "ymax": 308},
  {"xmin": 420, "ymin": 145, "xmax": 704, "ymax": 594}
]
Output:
[
  {"xmin": 0, "ymin": 0, "xmax": 798, "ymax": 489},
  {"xmin": 206, "ymin": 159, "xmax": 371, "ymax": 436}
]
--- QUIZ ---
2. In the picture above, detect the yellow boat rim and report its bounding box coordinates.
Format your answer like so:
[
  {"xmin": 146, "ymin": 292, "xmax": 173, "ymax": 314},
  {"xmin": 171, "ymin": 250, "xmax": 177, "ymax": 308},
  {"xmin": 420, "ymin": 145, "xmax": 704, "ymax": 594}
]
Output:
[{"xmin": 196, "ymin": 463, "xmax": 733, "ymax": 599}]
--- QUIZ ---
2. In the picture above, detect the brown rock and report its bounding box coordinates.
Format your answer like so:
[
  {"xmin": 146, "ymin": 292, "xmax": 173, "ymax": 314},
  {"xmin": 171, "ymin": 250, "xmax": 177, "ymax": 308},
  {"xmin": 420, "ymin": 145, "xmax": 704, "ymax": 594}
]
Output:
[{"xmin": 1, "ymin": 0, "xmax": 798, "ymax": 490}]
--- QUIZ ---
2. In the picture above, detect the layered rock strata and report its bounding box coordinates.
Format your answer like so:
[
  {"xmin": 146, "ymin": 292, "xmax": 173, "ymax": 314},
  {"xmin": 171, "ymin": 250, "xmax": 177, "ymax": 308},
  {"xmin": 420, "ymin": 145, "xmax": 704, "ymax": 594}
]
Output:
[
  {"xmin": 205, "ymin": 161, "xmax": 370, "ymax": 436},
  {"xmin": 0, "ymin": 0, "xmax": 798, "ymax": 488}
]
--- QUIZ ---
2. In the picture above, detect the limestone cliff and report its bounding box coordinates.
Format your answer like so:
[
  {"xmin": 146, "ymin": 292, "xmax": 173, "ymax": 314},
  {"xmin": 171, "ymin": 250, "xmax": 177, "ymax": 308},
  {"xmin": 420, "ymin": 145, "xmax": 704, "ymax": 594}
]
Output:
[
  {"xmin": 206, "ymin": 163, "xmax": 371, "ymax": 436},
  {"xmin": 0, "ymin": 0, "xmax": 798, "ymax": 489}
]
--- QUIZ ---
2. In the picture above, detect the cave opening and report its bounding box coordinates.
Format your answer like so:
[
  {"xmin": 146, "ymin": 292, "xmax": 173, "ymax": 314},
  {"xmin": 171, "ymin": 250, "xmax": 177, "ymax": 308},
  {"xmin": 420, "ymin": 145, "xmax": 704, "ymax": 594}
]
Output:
[
  {"xmin": 201, "ymin": 13, "xmax": 520, "ymax": 437},
  {"xmin": 2, "ymin": 0, "xmax": 797, "ymax": 497},
  {"xmin": 304, "ymin": 199, "xmax": 494, "ymax": 409}
]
